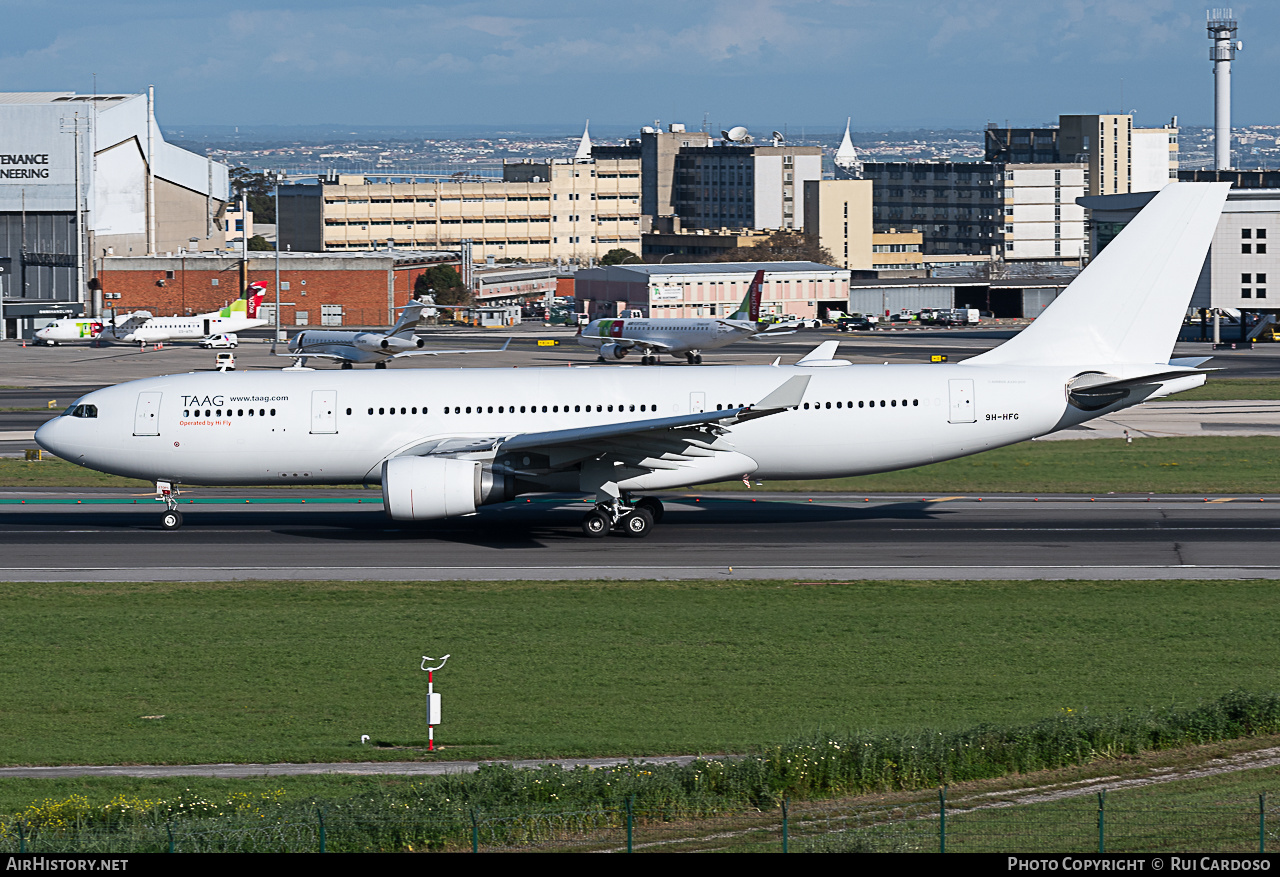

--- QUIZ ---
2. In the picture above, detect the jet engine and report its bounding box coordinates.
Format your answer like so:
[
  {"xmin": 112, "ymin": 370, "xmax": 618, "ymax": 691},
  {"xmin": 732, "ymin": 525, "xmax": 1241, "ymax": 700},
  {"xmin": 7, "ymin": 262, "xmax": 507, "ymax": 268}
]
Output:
[
  {"xmin": 353, "ymin": 333, "xmax": 389, "ymax": 353},
  {"xmin": 381, "ymin": 456, "xmax": 516, "ymax": 521},
  {"xmin": 599, "ymin": 343, "xmax": 628, "ymax": 360}
]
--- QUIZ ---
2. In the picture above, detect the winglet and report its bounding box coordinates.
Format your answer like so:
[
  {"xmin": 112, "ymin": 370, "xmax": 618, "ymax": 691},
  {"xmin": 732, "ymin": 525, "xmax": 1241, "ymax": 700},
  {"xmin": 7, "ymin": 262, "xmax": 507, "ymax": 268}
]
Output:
[
  {"xmin": 797, "ymin": 340, "xmax": 840, "ymax": 364},
  {"xmin": 753, "ymin": 375, "xmax": 810, "ymax": 410}
]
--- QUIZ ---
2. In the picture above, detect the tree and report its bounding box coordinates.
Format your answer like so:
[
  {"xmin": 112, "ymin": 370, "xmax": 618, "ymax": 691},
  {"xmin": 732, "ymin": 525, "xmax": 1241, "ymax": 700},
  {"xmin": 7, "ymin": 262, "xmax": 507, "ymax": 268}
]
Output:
[
  {"xmin": 229, "ymin": 167, "xmax": 276, "ymax": 223},
  {"xmin": 247, "ymin": 235, "xmax": 274, "ymax": 251},
  {"xmin": 415, "ymin": 265, "xmax": 471, "ymax": 306},
  {"xmin": 600, "ymin": 247, "xmax": 641, "ymax": 266},
  {"xmin": 714, "ymin": 231, "xmax": 834, "ymax": 265}
]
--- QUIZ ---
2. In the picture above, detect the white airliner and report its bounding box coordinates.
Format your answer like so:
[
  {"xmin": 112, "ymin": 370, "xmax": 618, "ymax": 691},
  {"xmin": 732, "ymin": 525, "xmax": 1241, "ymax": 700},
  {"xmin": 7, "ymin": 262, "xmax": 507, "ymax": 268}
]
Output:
[
  {"xmin": 117, "ymin": 283, "xmax": 270, "ymax": 346},
  {"xmin": 35, "ymin": 183, "xmax": 1228, "ymax": 537},
  {"xmin": 576, "ymin": 270, "xmax": 792, "ymax": 364},
  {"xmin": 282, "ymin": 297, "xmax": 505, "ymax": 368},
  {"xmin": 35, "ymin": 311, "xmax": 153, "ymax": 346}
]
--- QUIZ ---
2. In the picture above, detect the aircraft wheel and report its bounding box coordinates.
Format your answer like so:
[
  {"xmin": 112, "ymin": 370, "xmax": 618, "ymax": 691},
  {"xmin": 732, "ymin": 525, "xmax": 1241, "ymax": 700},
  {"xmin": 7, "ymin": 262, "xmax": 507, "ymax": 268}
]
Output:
[
  {"xmin": 685, "ymin": 353, "xmax": 696, "ymax": 365},
  {"xmin": 622, "ymin": 508, "xmax": 654, "ymax": 538},
  {"xmin": 581, "ymin": 509, "xmax": 610, "ymax": 538},
  {"xmin": 694, "ymin": 354, "xmax": 703, "ymax": 364},
  {"xmin": 161, "ymin": 510, "xmax": 183, "ymax": 531},
  {"xmin": 374, "ymin": 361, "xmax": 387, "ymax": 369},
  {"xmin": 341, "ymin": 362, "xmax": 353, "ymax": 370},
  {"xmin": 636, "ymin": 496, "xmax": 664, "ymax": 523}
]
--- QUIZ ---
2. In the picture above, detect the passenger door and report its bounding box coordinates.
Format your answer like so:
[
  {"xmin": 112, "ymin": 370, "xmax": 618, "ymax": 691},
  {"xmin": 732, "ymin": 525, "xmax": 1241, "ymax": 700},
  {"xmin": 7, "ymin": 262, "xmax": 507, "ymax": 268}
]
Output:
[
  {"xmin": 133, "ymin": 392, "xmax": 162, "ymax": 436},
  {"xmin": 948, "ymin": 379, "xmax": 975, "ymax": 424},
  {"xmin": 310, "ymin": 390, "xmax": 337, "ymax": 434}
]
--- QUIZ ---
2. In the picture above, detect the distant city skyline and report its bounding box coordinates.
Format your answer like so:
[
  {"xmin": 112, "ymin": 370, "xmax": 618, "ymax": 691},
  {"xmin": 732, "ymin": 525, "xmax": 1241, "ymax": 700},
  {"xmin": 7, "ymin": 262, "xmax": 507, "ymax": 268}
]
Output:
[{"xmin": 2, "ymin": 1, "xmax": 1276, "ymax": 129}]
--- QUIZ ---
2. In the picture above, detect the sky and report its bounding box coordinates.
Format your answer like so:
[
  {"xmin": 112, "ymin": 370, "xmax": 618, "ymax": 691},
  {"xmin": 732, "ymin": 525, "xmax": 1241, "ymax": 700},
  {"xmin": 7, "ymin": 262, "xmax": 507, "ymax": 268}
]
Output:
[{"xmin": 1, "ymin": 1, "xmax": 1276, "ymax": 132}]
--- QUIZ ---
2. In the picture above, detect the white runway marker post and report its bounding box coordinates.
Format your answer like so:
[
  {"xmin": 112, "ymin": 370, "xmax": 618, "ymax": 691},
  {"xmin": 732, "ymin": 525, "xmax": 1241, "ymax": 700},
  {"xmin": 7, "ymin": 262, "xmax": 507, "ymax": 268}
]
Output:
[{"xmin": 421, "ymin": 654, "xmax": 449, "ymax": 751}]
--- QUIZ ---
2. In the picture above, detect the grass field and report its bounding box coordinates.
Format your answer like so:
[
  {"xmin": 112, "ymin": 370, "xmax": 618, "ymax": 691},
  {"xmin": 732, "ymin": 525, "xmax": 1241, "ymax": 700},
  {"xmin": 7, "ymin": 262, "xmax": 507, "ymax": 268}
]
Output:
[
  {"xmin": 1177, "ymin": 378, "xmax": 1280, "ymax": 401},
  {"xmin": 3, "ymin": 579, "xmax": 1280, "ymax": 768},
  {"xmin": 6, "ymin": 435, "xmax": 1280, "ymax": 494}
]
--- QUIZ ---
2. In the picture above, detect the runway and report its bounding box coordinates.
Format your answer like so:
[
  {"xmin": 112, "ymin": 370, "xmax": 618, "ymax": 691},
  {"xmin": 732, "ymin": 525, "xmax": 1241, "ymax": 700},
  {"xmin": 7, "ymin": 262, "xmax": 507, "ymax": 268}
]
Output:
[{"xmin": 5, "ymin": 490, "xmax": 1280, "ymax": 581}]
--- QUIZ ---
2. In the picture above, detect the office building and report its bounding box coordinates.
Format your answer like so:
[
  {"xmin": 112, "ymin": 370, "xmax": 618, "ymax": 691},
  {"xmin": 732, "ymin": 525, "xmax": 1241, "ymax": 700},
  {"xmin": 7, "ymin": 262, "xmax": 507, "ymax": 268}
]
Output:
[
  {"xmin": 278, "ymin": 155, "xmax": 643, "ymax": 265},
  {"xmin": 593, "ymin": 124, "xmax": 823, "ymax": 232}
]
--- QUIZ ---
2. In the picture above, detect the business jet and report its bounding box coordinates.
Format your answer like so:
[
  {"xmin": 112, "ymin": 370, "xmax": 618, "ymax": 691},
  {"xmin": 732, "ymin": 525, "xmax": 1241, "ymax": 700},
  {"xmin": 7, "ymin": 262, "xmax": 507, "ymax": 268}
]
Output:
[
  {"xmin": 35, "ymin": 311, "xmax": 152, "ymax": 346},
  {"xmin": 281, "ymin": 296, "xmax": 507, "ymax": 368},
  {"xmin": 576, "ymin": 270, "xmax": 792, "ymax": 364},
  {"xmin": 35, "ymin": 183, "xmax": 1228, "ymax": 537},
  {"xmin": 117, "ymin": 283, "xmax": 269, "ymax": 346}
]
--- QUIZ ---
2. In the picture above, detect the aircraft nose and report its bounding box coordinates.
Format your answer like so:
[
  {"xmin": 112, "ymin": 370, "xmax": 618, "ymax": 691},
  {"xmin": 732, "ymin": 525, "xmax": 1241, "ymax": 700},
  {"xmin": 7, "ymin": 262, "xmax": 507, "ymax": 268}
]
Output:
[{"xmin": 34, "ymin": 416, "xmax": 70, "ymax": 458}]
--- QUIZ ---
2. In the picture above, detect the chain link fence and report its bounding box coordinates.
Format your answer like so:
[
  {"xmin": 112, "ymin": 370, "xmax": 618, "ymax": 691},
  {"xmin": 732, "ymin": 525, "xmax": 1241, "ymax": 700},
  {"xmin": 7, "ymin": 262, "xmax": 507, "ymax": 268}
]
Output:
[{"xmin": 3, "ymin": 792, "xmax": 1277, "ymax": 853}]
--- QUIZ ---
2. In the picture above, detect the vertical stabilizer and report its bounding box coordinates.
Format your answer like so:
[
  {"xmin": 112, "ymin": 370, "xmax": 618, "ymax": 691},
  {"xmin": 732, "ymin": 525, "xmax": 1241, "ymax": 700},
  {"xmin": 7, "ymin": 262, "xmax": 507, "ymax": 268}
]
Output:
[
  {"xmin": 731, "ymin": 270, "xmax": 765, "ymax": 321},
  {"xmin": 389, "ymin": 300, "xmax": 428, "ymax": 337},
  {"xmin": 968, "ymin": 183, "xmax": 1229, "ymax": 367}
]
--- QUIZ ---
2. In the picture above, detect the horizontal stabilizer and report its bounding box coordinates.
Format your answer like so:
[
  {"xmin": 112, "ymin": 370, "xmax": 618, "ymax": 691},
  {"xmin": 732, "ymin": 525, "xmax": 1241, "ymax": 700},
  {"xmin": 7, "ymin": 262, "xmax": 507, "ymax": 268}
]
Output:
[{"xmin": 1067, "ymin": 368, "xmax": 1211, "ymax": 411}]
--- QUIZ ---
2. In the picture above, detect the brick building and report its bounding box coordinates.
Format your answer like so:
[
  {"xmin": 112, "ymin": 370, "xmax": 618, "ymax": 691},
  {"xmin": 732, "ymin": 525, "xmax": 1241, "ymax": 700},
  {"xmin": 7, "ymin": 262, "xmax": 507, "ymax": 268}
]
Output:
[{"xmin": 98, "ymin": 250, "xmax": 459, "ymax": 329}]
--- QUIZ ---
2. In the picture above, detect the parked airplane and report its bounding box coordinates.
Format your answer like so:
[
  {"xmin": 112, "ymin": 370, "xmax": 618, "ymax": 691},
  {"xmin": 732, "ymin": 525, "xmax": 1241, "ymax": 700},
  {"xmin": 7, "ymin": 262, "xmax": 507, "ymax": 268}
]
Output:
[
  {"xmin": 35, "ymin": 311, "xmax": 152, "ymax": 346},
  {"xmin": 281, "ymin": 297, "xmax": 505, "ymax": 368},
  {"xmin": 116, "ymin": 283, "xmax": 269, "ymax": 346},
  {"xmin": 575, "ymin": 270, "xmax": 792, "ymax": 364},
  {"xmin": 35, "ymin": 184, "xmax": 1228, "ymax": 537}
]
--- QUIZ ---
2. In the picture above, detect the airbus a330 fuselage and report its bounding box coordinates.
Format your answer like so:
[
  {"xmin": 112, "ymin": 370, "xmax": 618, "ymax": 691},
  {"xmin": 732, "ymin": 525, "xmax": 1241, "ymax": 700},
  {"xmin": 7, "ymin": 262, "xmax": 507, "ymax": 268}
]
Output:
[{"xmin": 34, "ymin": 183, "xmax": 1232, "ymax": 536}]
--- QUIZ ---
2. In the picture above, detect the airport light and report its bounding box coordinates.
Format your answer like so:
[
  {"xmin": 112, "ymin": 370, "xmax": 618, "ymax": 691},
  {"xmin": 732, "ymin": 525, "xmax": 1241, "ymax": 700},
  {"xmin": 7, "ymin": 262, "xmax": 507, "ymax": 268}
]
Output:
[{"xmin": 421, "ymin": 654, "xmax": 450, "ymax": 751}]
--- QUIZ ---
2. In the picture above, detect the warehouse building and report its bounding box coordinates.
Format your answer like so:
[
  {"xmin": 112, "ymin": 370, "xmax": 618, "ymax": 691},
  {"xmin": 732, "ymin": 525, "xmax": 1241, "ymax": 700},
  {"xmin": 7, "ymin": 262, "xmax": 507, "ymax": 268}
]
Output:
[
  {"xmin": 573, "ymin": 262, "xmax": 848, "ymax": 320},
  {"xmin": 0, "ymin": 90, "xmax": 230, "ymax": 339},
  {"xmin": 98, "ymin": 249, "xmax": 458, "ymax": 329}
]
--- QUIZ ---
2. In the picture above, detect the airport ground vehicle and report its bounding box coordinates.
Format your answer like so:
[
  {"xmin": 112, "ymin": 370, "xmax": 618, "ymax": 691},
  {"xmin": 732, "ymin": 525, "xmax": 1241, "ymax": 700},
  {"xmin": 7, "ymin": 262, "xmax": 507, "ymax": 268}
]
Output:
[
  {"xmin": 837, "ymin": 316, "xmax": 877, "ymax": 332},
  {"xmin": 214, "ymin": 352, "xmax": 236, "ymax": 371},
  {"xmin": 199, "ymin": 334, "xmax": 238, "ymax": 349}
]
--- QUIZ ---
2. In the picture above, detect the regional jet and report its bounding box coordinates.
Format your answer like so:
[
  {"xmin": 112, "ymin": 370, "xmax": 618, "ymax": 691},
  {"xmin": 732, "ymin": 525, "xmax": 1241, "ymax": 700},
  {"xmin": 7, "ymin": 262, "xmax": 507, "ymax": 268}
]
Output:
[
  {"xmin": 575, "ymin": 270, "xmax": 792, "ymax": 364},
  {"xmin": 280, "ymin": 297, "xmax": 507, "ymax": 368},
  {"xmin": 116, "ymin": 283, "xmax": 270, "ymax": 346},
  {"xmin": 35, "ymin": 183, "xmax": 1229, "ymax": 537}
]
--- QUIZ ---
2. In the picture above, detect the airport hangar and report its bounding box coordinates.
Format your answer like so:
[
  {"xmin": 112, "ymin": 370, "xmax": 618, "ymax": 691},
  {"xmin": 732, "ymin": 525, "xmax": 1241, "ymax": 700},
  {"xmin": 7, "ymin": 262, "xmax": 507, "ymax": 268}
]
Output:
[{"xmin": 0, "ymin": 91, "xmax": 230, "ymax": 340}]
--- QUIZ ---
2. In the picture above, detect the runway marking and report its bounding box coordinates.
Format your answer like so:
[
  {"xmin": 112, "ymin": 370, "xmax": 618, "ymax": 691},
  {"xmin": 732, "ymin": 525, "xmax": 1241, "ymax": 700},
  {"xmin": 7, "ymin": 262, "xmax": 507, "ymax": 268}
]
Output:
[
  {"xmin": 1207, "ymin": 497, "xmax": 1236, "ymax": 504},
  {"xmin": 925, "ymin": 496, "xmax": 965, "ymax": 503}
]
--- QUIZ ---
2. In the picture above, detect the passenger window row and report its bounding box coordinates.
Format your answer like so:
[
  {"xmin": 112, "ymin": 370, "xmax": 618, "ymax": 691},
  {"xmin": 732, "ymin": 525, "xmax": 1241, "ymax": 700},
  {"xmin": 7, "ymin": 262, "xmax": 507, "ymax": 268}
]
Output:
[
  {"xmin": 801, "ymin": 399, "xmax": 919, "ymax": 409},
  {"xmin": 360, "ymin": 404, "xmax": 658, "ymax": 415},
  {"xmin": 182, "ymin": 408, "xmax": 274, "ymax": 417}
]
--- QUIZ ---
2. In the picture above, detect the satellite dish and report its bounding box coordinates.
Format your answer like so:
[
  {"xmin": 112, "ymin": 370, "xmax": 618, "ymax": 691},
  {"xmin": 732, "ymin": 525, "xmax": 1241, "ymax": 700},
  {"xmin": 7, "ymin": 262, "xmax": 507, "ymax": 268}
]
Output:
[
  {"xmin": 772, "ymin": 131, "xmax": 784, "ymax": 143},
  {"xmin": 728, "ymin": 126, "xmax": 749, "ymax": 142},
  {"xmin": 721, "ymin": 130, "xmax": 731, "ymax": 141}
]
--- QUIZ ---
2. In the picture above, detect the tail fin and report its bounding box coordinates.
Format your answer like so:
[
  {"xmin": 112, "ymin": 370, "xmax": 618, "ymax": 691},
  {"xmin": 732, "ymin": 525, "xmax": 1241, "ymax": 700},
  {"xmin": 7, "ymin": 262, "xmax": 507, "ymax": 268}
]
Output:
[
  {"xmin": 730, "ymin": 270, "xmax": 765, "ymax": 321},
  {"xmin": 389, "ymin": 300, "xmax": 428, "ymax": 337},
  {"xmin": 969, "ymin": 183, "xmax": 1229, "ymax": 368},
  {"xmin": 246, "ymin": 282, "xmax": 268, "ymax": 318}
]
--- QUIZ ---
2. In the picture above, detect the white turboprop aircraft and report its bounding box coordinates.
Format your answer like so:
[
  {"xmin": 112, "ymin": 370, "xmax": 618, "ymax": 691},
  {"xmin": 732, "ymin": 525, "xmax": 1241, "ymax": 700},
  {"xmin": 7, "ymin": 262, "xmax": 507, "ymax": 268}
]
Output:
[
  {"xmin": 35, "ymin": 311, "xmax": 153, "ymax": 346},
  {"xmin": 282, "ymin": 297, "xmax": 507, "ymax": 368},
  {"xmin": 36, "ymin": 183, "xmax": 1228, "ymax": 536},
  {"xmin": 117, "ymin": 283, "xmax": 270, "ymax": 346},
  {"xmin": 576, "ymin": 269, "xmax": 792, "ymax": 364}
]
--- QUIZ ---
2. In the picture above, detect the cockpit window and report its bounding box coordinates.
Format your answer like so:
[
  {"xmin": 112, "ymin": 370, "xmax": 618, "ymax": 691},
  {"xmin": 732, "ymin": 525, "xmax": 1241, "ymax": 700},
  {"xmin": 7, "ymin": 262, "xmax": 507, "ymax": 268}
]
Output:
[{"xmin": 69, "ymin": 404, "xmax": 98, "ymax": 419}]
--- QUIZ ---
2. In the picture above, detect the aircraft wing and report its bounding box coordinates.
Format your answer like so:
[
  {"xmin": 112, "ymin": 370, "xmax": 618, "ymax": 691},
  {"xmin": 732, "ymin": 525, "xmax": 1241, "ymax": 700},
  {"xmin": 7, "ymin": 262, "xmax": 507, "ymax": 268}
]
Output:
[
  {"xmin": 273, "ymin": 350, "xmax": 353, "ymax": 362},
  {"xmin": 391, "ymin": 338, "xmax": 512, "ymax": 359},
  {"xmin": 593, "ymin": 335, "xmax": 676, "ymax": 352},
  {"xmin": 393, "ymin": 375, "xmax": 811, "ymax": 468},
  {"xmin": 745, "ymin": 329, "xmax": 797, "ymax": 340}
]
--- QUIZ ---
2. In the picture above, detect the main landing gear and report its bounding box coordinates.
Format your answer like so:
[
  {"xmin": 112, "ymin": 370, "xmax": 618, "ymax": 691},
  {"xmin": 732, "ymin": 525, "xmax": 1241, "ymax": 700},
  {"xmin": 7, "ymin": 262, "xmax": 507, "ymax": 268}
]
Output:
[
  {"xmin": 580, "ymin": 495, "xmax": 664, "ymax": 538},
  {"xmin": 685, "ymin": 351, "xmax": 703, "ymax": 365},
  {"xmin": 641, "ymin": 354, "xmax": 660, "ymax": 365}
]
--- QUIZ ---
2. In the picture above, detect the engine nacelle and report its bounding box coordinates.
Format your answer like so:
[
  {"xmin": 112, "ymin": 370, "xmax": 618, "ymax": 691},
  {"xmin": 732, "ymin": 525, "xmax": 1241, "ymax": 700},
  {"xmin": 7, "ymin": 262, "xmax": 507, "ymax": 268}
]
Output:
[
  {"xmin": 381, "ymin": 456, "xmax": 515, "ymax": 521},
  {"xmin": 353, "ymin": 333, "xmax": 388, "ymax": 353},
  {"xmin": 600, "ymin": 343, "xmax": 628, "ymax": 360}
]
